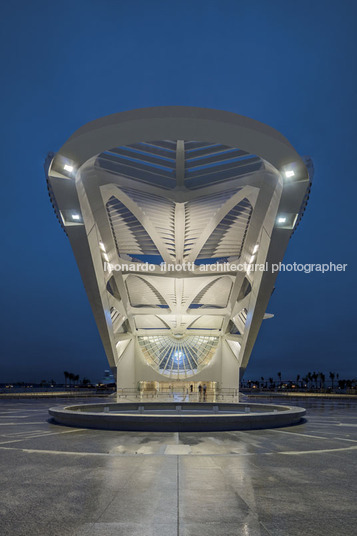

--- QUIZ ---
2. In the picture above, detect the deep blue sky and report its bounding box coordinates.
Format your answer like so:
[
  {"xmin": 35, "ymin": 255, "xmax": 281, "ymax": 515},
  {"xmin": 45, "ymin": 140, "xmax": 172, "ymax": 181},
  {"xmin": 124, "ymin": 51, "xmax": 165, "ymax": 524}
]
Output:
[{"xmin": 1, "ymin": 0, "xmax": 356, "ymax": 383}]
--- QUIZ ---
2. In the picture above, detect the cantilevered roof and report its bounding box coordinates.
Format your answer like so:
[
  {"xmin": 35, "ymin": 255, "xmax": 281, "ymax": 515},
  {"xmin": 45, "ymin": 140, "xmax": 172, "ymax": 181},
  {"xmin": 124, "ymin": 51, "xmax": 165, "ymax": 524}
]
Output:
[{"xmin": 46, "ymin": 107, "xmax": 313, "ymax": 379}]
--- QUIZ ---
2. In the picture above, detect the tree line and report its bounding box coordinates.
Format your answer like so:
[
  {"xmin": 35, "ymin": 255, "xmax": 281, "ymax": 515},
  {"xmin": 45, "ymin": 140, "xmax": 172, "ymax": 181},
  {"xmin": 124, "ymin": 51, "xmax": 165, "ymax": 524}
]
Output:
[
  {"xmin": 63, "ymin": 371, "xmax": 91, "ymax": 388},
  {"xmin": 242, "ymin": 371, "xmax": 356, "ymax": 391}
]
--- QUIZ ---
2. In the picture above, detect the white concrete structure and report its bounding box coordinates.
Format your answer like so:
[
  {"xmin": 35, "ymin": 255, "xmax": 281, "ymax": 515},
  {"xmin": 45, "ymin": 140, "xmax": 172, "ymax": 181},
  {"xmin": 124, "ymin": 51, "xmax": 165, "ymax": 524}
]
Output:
[{"xmin": 45, "ymin": 107, "xmax": 313, "ymax": 392}]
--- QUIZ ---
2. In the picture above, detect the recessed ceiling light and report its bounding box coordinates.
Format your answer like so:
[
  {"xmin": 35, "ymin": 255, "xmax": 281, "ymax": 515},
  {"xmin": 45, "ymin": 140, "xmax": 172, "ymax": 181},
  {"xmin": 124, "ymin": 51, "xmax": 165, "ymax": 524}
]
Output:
[
  {"xmin": 278, "ymin": 217, "xmax": 286, "ymax": 224},
  {"xmin": 253, "ymin": 244, "xmax": 259, "ymax": 254},
  {"xmin": 64, "ymin": 164, "xmax": 74, "ymax": 173},
  {"xmin": 99, "ymin": 241, "xmax": 106, "ymax": 252},
  {"xmin": 284, "ymin": 170, "xmax": 295, "ymax": 178},
  {"xmin": 72, "ymin": 213, "xmax": 80, "ymax": 220}
]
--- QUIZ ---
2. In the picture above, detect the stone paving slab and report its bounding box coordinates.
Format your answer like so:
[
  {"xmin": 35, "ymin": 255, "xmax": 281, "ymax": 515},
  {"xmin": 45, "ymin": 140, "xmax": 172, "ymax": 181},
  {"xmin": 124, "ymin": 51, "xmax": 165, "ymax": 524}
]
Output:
[{"xmin": 0, "ymin": 397, "xmax": 356, "ymax": 535}]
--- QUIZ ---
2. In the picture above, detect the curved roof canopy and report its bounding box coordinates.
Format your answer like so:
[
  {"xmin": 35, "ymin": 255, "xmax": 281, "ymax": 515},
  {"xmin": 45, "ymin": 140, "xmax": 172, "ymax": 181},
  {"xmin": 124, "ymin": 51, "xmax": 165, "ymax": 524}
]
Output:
[{"xmin": 46, "ymin": 107, "xmax": 313, "ymax": 379}]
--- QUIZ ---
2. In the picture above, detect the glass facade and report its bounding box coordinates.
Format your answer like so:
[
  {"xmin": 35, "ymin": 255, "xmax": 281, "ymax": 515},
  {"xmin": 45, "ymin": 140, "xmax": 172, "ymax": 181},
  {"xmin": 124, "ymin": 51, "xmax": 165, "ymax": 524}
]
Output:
[{"xmin": 138, "ymin": 335, "xmax": 218, "ymax": 379}]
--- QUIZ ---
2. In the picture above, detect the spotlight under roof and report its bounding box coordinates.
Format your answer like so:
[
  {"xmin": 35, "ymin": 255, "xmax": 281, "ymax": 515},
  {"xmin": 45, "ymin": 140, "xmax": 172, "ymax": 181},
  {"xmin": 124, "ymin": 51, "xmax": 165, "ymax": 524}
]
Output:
[{"xmin": 284, "ymin": 170, "xmax": 295, "ymax": 178}]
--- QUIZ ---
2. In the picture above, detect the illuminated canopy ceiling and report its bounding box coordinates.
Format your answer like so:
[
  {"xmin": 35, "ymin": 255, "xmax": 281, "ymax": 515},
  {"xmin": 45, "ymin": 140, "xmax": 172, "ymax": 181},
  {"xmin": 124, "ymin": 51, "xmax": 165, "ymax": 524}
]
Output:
[{"xmin": 46, "ymin": 107, "xmax": 313, "ymax": 380}]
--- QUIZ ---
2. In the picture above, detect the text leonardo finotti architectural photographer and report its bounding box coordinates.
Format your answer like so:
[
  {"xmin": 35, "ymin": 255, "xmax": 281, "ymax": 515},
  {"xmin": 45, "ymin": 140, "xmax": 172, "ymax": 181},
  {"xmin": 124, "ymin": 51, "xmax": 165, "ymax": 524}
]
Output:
[{"xmin": 45, "ymin": 106, "xmax": 313, "ymax": 393}]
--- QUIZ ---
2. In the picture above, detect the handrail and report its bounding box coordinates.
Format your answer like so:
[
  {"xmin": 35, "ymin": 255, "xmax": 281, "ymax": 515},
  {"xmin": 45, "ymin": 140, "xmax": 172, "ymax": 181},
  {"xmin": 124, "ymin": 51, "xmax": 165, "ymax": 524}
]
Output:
[{"xmin": 117, "ymin": 386, "xmax": 239, "ymax": 400}]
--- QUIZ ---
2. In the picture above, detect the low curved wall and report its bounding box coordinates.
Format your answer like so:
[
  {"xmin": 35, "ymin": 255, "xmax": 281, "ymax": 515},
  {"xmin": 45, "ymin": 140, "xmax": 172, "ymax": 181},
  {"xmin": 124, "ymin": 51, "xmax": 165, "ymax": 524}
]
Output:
[{"xmin": 49, "ymin": 402, "xmax": 306, "ymax": 431}]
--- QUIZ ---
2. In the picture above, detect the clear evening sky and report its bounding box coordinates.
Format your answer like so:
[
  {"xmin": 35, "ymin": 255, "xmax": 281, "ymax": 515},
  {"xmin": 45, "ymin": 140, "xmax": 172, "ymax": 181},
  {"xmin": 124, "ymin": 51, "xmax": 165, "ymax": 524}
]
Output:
[{"xmin": 0, "ymin": 0, "xmax": 355, "ymax": 383}]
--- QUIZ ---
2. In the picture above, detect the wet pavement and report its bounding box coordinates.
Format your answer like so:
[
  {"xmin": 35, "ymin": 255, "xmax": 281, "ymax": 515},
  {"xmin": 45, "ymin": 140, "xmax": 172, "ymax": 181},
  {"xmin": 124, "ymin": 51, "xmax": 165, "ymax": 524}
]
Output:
[{"xmin": 0, "ymin": 396, "xmax": 356, "ymax": 535}]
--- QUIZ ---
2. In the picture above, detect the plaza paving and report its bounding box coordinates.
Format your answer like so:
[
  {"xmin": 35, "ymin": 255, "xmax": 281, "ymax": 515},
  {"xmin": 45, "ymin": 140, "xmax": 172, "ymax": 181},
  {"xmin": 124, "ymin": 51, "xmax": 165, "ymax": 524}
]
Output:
[{"xmin": 0, "ymin": 396, "xmax": 356, "ymax": 535}]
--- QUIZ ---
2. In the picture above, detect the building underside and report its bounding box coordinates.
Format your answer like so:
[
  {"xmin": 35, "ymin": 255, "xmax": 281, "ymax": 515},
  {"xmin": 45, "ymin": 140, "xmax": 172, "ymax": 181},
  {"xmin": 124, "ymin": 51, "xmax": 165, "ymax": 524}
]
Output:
[{"xmin": 45, "ymin": 107, "xmax": 313, "ymax": 392}]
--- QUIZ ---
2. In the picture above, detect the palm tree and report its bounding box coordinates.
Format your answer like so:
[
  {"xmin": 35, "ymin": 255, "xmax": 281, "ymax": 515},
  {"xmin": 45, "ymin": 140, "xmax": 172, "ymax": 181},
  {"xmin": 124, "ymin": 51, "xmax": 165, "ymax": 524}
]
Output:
[
  {"xmin": 277, "ymin": 372, "xmax": 282, "ymax": 386},
  {"xmin": 319, "ymin": 372, "xmax": 325, "ymax": 390},
  {"xmin": 307, "ymin": 372, "xmax": 312, "ymax": 387},
  {"xmin": 329, "ymin": 372, "xmax": 335, "ymax": 390},
  {"xmin": 296, "ymin": 374, "xmax": 300, "ymax": 387},
  {"xmin": 75, "ymin": 374, "xmax": 80, "ymax": 387},
  {"xmin": 312, "ymin": 371, "xmax": 318, "ymax": 389},
  {"xmin": 68, "ymin": 373, "xmax": 74, "ymax": 388},
  {"xmin": 64, "ymin": 371, "xmax": 69, "ymax": 388}
]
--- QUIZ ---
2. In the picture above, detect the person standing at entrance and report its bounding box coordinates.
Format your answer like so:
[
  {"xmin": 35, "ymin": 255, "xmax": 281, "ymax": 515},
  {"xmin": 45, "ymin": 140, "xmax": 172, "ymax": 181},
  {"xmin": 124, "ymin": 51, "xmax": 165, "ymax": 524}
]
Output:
[
  {"xmin": 203, "ymin": 383, "xmax": 207, "ymax": 400},
  {"xmin": 198, "ymin": 384, "xmax": 202, "ymax": 400}
]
